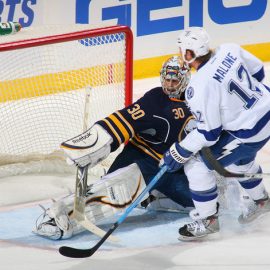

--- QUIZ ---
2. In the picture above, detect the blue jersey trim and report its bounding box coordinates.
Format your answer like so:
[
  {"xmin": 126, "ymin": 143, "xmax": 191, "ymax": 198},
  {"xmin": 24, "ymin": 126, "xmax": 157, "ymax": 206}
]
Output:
[
  {"xmin": 229, "ymin": 110, "xmax": 270, "ymax": 139},
  {"xmin": 190, "ymin": 186, "xmax": 218, "ymax": 202},
  {"xmin": 239, "ymin": 178, "xmax": 262, "ymax": 189},
  {"xmin": 191, "ymin": 192, "xmax": 218, "ymax": 202},
  {"xmin": 197, "ymin": 59, "xmax": 209, "ymax": 70},
  {"xmin": 252, "ymin": 67, "xmax": 265, "ymax": 82},
  {"xmin": 197, "ymin": 126, "xmax": 222, "ymax": 142},
  {"xmin": 264, "ymin": 84, "xmax": 270, "ymax": 92},
  {"xmin": 177, "ymin": 144, "xmax": 193, "ymax": 158},
  {"xmin": 238, "ymin": 167, "xmax": 262, "ymax": 189}
]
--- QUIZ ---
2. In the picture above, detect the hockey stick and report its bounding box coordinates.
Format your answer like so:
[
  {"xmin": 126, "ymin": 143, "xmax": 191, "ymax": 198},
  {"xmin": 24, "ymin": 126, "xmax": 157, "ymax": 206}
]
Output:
[
  {"xmin": 70, "ymin": 85, "xmax": 118, "ymax": 243},
  {"xmin": 201, "ymin": 147, "xmax": 270, "ymax": 178},
  {"xmin": 59, "ymin": 165, "xmax": 168, "ymax": 258},
  {"xmin": 72, "ymin": 166, "xmax": 119, "ymax": 243}
]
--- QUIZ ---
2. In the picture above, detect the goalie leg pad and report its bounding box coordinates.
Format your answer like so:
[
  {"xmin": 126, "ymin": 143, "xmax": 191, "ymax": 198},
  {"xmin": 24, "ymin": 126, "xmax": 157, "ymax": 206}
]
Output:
[
  {"xmin": 33, "ymin": 163, "xmax": 147, "ymax": 240},
  {"xmin": 84, "ymin": 163, "xmax": 148, "ymax": 224}
]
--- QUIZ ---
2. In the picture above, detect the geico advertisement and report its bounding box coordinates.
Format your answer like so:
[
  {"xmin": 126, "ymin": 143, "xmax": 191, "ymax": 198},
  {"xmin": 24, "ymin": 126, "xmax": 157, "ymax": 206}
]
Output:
[{"xmin": 0, "ymin": 1, "xmax": 269, "ymax": 60}]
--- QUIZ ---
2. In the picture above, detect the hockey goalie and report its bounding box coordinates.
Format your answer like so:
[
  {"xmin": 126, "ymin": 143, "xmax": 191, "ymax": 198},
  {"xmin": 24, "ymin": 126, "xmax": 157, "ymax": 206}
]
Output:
[
  {"xmin": 34, "ymin": 56, "xmax": 236, "ymax": 240},
  {"xmin": 33, "ymin": 56, "xmax": 197, "ymax": 240}
]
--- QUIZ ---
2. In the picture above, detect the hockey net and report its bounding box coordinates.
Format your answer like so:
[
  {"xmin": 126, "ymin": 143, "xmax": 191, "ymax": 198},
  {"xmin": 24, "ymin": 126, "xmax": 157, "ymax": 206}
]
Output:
[{"xmin": 0, "ymin": 24, "xmax": 133, "ymax": 178}]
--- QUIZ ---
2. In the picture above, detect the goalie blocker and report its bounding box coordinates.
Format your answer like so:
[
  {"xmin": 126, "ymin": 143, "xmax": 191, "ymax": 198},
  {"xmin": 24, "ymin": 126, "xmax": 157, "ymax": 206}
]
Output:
[{"xmin": 60, "ymin": 124, "xmax": 113, "ymax": 168}]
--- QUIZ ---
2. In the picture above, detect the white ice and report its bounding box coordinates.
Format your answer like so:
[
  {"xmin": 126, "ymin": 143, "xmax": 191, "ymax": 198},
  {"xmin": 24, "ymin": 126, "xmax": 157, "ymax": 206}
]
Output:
[{"xmin": 0, "ymin": 72, "xmax": 270, "ymax": 270}]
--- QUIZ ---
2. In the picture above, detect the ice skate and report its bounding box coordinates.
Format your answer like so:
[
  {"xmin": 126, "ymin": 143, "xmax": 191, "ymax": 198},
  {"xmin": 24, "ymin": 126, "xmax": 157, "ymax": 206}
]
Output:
[
  {"xmin": 178, "ymin": 204, "xmax": 220, "ymax": 241},
  {"xmin": 238, "ymin": 192, "xmax": 270, "ymax": 224}
]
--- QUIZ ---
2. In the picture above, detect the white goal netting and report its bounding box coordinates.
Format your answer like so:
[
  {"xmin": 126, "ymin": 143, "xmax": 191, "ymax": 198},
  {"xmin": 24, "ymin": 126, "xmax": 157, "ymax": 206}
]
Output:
[{"xmin": 0, "ymin": 24, "xmax": 133, "ymax": 177}]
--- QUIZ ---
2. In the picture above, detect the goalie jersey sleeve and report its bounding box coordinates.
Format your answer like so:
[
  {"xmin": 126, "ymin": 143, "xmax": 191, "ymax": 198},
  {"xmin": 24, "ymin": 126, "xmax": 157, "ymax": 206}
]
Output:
[
  {"xmin": 180, "ymin": 43, "xmax": 270, "ymax": 154},
  {"xmin": 96, "ymin": 87, "xmax": 195, "ymax": 161}
]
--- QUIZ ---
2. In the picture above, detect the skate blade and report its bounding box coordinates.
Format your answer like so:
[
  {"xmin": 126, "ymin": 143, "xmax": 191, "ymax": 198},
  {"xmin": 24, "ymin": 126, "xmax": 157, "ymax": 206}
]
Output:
[
  {"xmin": 238, "ymin": 211, "xmax": 270, "ymax": 225},
  {"xmin": 178, "ymin": 231, "xmax": 220, "ymax": 242}
]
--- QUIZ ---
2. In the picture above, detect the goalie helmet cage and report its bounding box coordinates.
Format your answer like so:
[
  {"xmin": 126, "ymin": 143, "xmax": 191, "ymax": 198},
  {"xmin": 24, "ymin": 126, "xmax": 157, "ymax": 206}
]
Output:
[{"xmin": 0, "ymin": 24, "xmax": 133, "ymax": 177}]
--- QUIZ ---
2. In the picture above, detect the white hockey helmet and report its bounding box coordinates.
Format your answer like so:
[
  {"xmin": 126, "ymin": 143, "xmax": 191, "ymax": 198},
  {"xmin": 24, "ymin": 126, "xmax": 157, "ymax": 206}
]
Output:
[
  {"xmin": 160, "ymin": 56, "xmax": 190, "ymax": 99},
  {"xmin": 177, "ymin": 27, "xmax": 210, "ymax": 63}
]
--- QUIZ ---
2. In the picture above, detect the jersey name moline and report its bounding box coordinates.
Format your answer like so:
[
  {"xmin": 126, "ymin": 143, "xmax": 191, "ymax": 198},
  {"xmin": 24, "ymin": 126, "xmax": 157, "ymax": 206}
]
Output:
[
  {"xmin": 97, "ymin": 87, "xmax": 195, "ymax": 161},
  {"xmin": 181, "ymin": 43, "xmax": 270, "ymax": 154}
]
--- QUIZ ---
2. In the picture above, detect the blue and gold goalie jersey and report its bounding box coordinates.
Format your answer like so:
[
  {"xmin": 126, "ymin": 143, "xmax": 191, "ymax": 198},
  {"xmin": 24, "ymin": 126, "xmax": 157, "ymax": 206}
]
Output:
[{"xmin": 96, "ymin": 87, "xmax": 195, "ymax": 161}]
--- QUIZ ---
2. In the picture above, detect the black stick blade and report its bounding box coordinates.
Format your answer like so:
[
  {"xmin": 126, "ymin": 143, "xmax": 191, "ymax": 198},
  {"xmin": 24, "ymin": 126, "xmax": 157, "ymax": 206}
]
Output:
[
  {"xmin": 59, "ymin": 226, "xmax": 116, "ymax": 258},
  {"xmin": 59, "ymin": 246, "xmax": 94, "ymax": 258}
]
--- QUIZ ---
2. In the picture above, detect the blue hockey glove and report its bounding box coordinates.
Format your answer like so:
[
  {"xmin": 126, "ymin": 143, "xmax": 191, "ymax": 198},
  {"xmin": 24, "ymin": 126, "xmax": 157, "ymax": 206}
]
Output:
[{"xmin": 160, "ymin": 143, "xmax": 193, "ymax": 172}]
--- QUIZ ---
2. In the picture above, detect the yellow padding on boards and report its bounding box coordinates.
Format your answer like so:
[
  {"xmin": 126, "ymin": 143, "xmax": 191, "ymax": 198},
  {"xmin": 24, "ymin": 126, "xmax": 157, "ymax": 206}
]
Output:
[
  {"xmin": 133, "ymin": 42, "xmax": 270, "ymax": 80},
  {"xmin": 134, "ymin": 54, "xmax": 174, "ymax": 80},
  {"xmin": 242, "ymin": 42, "xmax": 270, "ymax": 62},
  {"xmin": 0, "ymin": 63, "xmax": 124, "ymax": 102},
  {"xmin": 1, "ymin": 42, "xmax": 269, "ymax": 102}
]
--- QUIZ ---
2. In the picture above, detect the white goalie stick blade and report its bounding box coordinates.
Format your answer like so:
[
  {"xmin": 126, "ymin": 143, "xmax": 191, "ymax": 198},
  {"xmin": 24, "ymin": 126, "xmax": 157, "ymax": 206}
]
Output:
[
  {"xmin": 201, "ymin": 147, "xmax": 270, "ymax": 179},
  {"xmin": 72, "ymin": 203, "xmax": 120, "ymax": 243},
  {"xmin": 73, "ymin": 166, "xmax": 119, "ymax": 243}
]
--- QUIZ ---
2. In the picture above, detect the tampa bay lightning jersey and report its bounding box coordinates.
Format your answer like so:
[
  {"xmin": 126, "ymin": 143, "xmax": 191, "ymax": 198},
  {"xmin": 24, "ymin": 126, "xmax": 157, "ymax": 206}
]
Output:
[
  {"xmin": 96, "ymin": 87, "xmax": 195, "ymax": 161},
  {"xmin": 181, "ymin": 43, "xmax": 270, "ymax": 153}
]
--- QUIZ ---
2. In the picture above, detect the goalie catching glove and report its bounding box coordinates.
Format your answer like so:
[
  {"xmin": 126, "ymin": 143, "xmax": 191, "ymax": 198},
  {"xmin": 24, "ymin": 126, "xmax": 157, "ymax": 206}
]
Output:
[{"xmin": 61, "ymin": 124, "xmax": 113, "ymax": 168}]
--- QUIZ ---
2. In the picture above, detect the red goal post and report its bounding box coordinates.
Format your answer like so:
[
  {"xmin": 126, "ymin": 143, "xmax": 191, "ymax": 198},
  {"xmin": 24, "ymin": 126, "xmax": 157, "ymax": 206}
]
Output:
[{"xmin": 0, "ymin": 24, "xmax": 133, "ymax": 177}]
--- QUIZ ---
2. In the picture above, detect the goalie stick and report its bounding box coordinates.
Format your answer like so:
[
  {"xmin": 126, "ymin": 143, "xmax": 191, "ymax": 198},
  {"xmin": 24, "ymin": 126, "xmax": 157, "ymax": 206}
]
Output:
[
  {"xmin": 72, "ymin": 166, "xmax": 119, "ymax": 243},
  {"xmin": 59, "ymin": 165, "xmax": 168, "ymax": 258},
  {"xmin": 69, "ymin": 86, "xmax": 118, "ymax": 243},
  {"xmin": 201, "ymin": 147, "xmax": 270, "ymax": 178}
]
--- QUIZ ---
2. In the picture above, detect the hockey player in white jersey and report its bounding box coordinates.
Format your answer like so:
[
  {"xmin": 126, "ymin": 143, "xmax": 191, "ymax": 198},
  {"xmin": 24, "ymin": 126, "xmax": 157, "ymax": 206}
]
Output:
[{"xmin": 161, "ymin": 27, "xmax": 270, "ymax": 241}]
